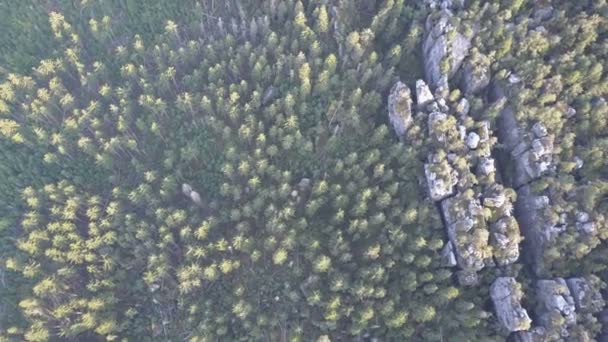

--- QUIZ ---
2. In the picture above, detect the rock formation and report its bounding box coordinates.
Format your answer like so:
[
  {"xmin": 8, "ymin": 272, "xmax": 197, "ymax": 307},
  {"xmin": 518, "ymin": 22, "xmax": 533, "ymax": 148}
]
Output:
[
  {"xmin": 388, "ymin": 81, "xmax": 414, "ymax": 138},
  {"xmin": 490, "ymin": 277, "xmax": 531, "ymax": 332},
  {"xmin": 423, "ymin": 11, "xmax": 472, "ymax": 90},
  {"xmin": 536, "ymin": 279, "xmax": 577, "ymax": 338}
]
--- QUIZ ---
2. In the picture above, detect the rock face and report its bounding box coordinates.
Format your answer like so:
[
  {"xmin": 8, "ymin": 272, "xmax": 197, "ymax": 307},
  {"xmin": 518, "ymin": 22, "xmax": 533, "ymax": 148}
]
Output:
[
  {"xmin": 497, "ymin": 107, "xmax": 555, "ymax": 188},
  {"xmin": 423, "ymin": 12, "xmax": 471, "ymax": 90},
  {"xmin": 456, "ymin": 270, "xmax": 479, "ymax": 287},
  {"xmin": 415, "ymin": 79, "xmax": 435, "ymax": 109},
  {"xmin": 536, "ymin": 279, "xmax": 577, "ymax": 338},
  {"xmin": 566, "ymin": 278, "xmax": 605, "ymax": 314},
  {"xmin": 388, "ymin": 81, "xmax": 414, "ymax": 138},
  {"xmin": 490, "ymin": 216, "xmax": 521, "ymax": 266},
  {"xmin": 441, "ymin": 193, "xmax": 488, "ymax": 272},
  {"xmin": 511, "ymin": 327, "xmax": 547, "ymax": 342},
  {"xmin": 182, "ymin": 183, "xmax": 193, "ymax": 197},
  {"xmin": 441, "ymin": 241, "xmax": 457, "ymax": 267},
  {"xmin": 490, "ymin": 277, "xmax": 532, "ymax": 332},
  {"xmin": 424, "ymin": 156, "xmax": 457, "ymax": 201},
  {"xmin": 461, "ymin": 53, "xmax": 490, "ymax": 95}
]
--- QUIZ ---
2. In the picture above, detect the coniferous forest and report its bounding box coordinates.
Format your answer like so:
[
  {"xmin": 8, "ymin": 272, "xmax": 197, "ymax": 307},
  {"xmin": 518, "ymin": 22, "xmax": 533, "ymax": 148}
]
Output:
[{"xmin": 0, "ymin": 1, "xmax": 608, "ymax": 341}]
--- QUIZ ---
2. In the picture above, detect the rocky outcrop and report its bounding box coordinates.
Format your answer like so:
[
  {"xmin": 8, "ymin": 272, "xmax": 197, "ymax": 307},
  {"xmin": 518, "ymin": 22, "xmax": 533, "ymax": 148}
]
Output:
[
  {"xmin": 440, "ymin": 240, "xmax": 457, "ymax": 267},
  {"xmin": 424, "ymin": 154, "xmax": 458, "ymax": 201},
  {"xmin": 490, "ymin": 277, "xmax": 532, "ymax": 332},
  {"xmin": 460, "ymin": 49, "xmax": 491, "ymax": 95},
  {"xmin": 536, "ymin": 279, "xmax": 577, "ymax": 338},
  {"xmin": 442, "ymin": 192, "xmax": 488, "ymax": 272},
  {"xmin": 511, "ymin": 327, "xmax": 547, "ymax": 342},
  {"xmin": 423, "ymin": 11, "xmax": 472, "ymax": 90},
  {"xmin": 388, "ymin": 81, "xmax": 413, "ymax": 138},
  {"xmin": 566, "ymin": 277, "xmax": 605, "ymax": 314},
  {"xmin": 182, "ymin": 183, "xmax": 204, "ymax": 206},
  {"xmin": 415, "ymin": 79, "xmax": 435, "ymax": 109}
]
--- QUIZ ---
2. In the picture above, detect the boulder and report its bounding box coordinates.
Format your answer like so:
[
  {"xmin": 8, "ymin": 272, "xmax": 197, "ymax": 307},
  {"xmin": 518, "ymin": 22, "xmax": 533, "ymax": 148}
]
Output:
[
  {"xmin": 511, "ymin": 327, "xmax": 547, "ymax": 342},
  {"xmin": 428, "ymin": 111, "xmax": 450, "ymax": 143},
  {"xmin": 298, "ymin": 178, "xmax": 312, "ymax": 192},
  {"xmin": 388, "ymin": 81, "xmax": 414, "ymax": 138},
  {"xmin": 456, "ymin": 98, "xmax": 470, "ymax": 117},
  {"xmin": 490, "ymin": 277, "xmax": 532, "ymax": 332},
  {"xmin": 424, "ymin": 160, "xmax": 457, "ymax": 201},
  {"xmin": 511, "ymin": 134, "xmax": 555, "ymax": 187},
  {"xmin": 461, "ymin": 57, "xmax": 490, "ymax": 95},
  {"xmin": 566, "ymin": 278, "xmax": 605, "ymax": 314},
  {"xmin": 490, "ymin": 217, "xmax": 520, "ymax": 266},
  {"xmin": 478, "ymin": 157, "xmax": 496, "ymax": 176},
  {"xmin": 415, "ymin": 79, "xmax": 435, "ymax": 109},
  {"xmin": 442, "ymin": 193, "xmax": 488, "ymax": 271},
  {"xmin": 423, "ymin": 12, "xmax": 471, "ymax": 90},
  {"xmin": 456, "ymin": 270, "xmax": 479, "ymax": 286},
  {"xmin": 466, "ymin": 132, "xmax": 480, "ymax": 149},
  {"xmin": 190, "ymin": 191, "xmax": 203, "ymax": 206},
  {"xmin": 531, "ymin": 122, "xmax": 548, "ymax": 138},
  {"xmin": 182, "ymin": 183, "xmax": 193, "ymax": 197},
  {"xmin": 514, "ymin": 185, "xmax": 558, "ymax": 275},
  {"xmin": 536, "ymin": 279, "xmax": 577, "ymax": 337},
  {"xmin": 441, "ymin": 241, "xmax": 457, "ymax": 267}
]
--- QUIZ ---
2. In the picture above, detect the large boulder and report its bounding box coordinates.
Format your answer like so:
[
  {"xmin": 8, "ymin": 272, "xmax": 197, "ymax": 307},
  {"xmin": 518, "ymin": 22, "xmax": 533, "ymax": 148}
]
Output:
[
  {"xmin": 460, "ymin": 50, "xmax": 491, "ymax": 95},
  {"xmin": 440, "ymin": 241, "xmax": 457, "ymax": 267},
  {"xmin": 536, "ymin": 279, "xmax": 577, "ymax": 338},
  {"xmin": 490, "ymin": 277, "xmax": 532, "ymax": 332},
  {"xmin": 424, "ymin": 155, "xmax": 458, "ymax": 201},
  {"xmin": 490, "ymin": 216, "xmax": 521, "ymax": 266},
  {"xmin": 423, "ymin": 12, "xmax": 472, "ymax": 90},
  {"xmin": 388, "ymin": 81, "xmax": 413, "ymax": 138},
  {"xmin": 566, "ymin": 277, "xmax": 605, "ymax": 314},
  {"xmin": 441, "ymin": 193, "xmax": 489, "ymax": 271},
  {"xmin": 511, "ymin": 327, "xmax": 547, "ymax": 342},
  {"xmin": 415, "ymin": 79, "xmax": 435, "ymax": 109}
]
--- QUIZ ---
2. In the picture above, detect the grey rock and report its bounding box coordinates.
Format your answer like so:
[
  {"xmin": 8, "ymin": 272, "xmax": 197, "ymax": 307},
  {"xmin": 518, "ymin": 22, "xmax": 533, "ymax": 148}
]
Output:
[
  {"xmin": 442, "ymin": 194, "xmax": 488, "ymax": 271},
  {"xmin": 388, "ymin": 81, "xmax": 414, "ymax": 138},
  {"xmin": 575, "ymin": 211, "xmax": 590, "ymax": 223},
  {"xmin": 458, "ymin": 125, "xmax": 467, "ymax": 141},
  {"xmin": 441, "ymin": 241, "xmax": 457, "ymax": 267},
  {"xmin": 466, "ymin": 132, "xmax": 480, "ymax": 149},
  {"xmin": 513, "ymin": 185, "xmax": 554, "ymax": 275},
  {"xmin": 566, "ymin": 278, "xmax": 605, "ymax": 314},
  {"xmin": 415, "ymin": 79, "xmax": 434, "ymax": 109},
  {"xmin": 508, "ymin": 73, "xmax": 522, "ymax": 84},
  {"xmin": 574, "ymin": 156, "xmax": 584, "ymax": 169},
  {"xmin": 262, "ymin": 86, "xmax": 276, "ymax": 105},
  {"xmin": 490, "ymin": 217, "xmax": 520, "ymax": 266},
  {"xmin": 490, "ymin": 277, "xmax": 531, "ymax": 332},
  {"xmin": 512, "ymin": 327, "xmax": 547, "ymax": 342},
  {"xmin": 456, "ymin": 98, "xmax": 470, "ymax": 117},
  {"xmin": 182, "ymin": 183, "xmax": 193, "ymax": 197},
  {"xmin": 577, "ymin": 221, "xmax": 595, "ymax": 234},
  {"xmin": 190, "ymin": 191, "xmax": 203, "ymax": 206},
  {"xmin": 536, "ymin": 278, "xmax": 577, "ymax": 337},
  {"xmin": 437, "ymin": 97, "xmax": 449, "ymax": 112},
  {"xmin": 423, "ymin": 12, "xmax": 472, "ymax": 89},
  {"xmin": 534, "ymin": 6, "xmax": 554, "ymax": 22},
  {"xmin": 478, "ymin": 157, "xmax": 496, "ymax": 176},
  {"xmin": 566, "ymin": 106, "xmax": 577, "ymax": 119},
  {"xmin": 483, "ymin": 192, "xmax": 505, "ymax": 208},
  {"xmin": 461, "ymin": 58, "xmax": 490, "ymax": 95},
  {"xmin": 424, "ymin": 160, "xmax": 457, "ymax": 201},
  {"xmin": 428, "ymin": 111, "xmax": 449, "ymax": 143},
  {"xmin": 456, "ymin": 270, "xmax": 479, "ymax": 286},
  {"xmin": 531, "ymin": 122, "xmax": 548, "ymax": 138},
  {"xmin": 298, "ymin": 178, "xmax": 311, "ymax": 191}
]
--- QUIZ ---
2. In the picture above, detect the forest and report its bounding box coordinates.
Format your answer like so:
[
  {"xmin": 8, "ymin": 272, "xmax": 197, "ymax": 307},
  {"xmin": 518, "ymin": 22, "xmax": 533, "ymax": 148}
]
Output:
[{"xmin": 0, "ymin": 0, "xmax": 607, "ymax": 341}]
